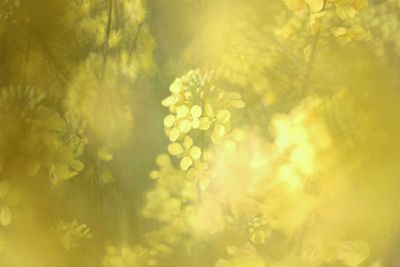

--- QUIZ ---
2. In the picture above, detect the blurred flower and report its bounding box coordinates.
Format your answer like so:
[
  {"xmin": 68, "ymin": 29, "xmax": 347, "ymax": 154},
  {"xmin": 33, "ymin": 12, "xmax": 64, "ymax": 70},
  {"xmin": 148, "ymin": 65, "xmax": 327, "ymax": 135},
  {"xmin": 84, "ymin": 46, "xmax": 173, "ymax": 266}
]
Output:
[
  {"xmin": 0, "ymin": 86, "xmax": 84, "ymax": 185},
  {"xmin": 102, "ymin": 245, "xmax": 156, "ymax": 267},
  {"xmin": 163, "ymin": 104, "xmax": 202, "ymax": 141},
  {"xmin": 54, "ymin": 220, "xmax": 92, "ymax": 250},
  {"xmin": 168, "ymin": 136, "xmax": 202, "ymax": 171},
  {"xmin": 0, "ymin": 180, "xmax": 20, "ymax": 226}
]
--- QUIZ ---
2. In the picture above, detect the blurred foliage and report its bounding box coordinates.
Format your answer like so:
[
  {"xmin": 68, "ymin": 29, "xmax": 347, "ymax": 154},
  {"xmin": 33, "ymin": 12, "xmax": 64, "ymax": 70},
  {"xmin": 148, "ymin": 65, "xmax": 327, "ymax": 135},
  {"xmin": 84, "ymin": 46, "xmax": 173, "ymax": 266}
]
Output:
[{"xmin": 0, "ymin": 0, "xmax": 399, "ymax": 266}]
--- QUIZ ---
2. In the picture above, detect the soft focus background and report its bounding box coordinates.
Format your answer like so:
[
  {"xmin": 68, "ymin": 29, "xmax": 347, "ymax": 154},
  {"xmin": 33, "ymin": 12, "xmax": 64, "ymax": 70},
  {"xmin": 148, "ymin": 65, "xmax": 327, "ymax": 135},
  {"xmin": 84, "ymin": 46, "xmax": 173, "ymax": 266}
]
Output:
[{"xmin": 0, "ymin": 0, "xmax": 399, "ymax": 266}]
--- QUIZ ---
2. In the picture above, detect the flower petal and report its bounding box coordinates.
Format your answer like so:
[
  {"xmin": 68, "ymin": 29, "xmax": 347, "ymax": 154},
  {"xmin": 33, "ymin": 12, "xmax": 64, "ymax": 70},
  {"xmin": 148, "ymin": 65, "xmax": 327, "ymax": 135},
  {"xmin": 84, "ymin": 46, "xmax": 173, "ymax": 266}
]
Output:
[
  {"xmin": 199, "ymin": 117, "xmax": 211, "ymax": 130},
  {"xmin": 180, "ymin": 156, "xmax": 193, "ymax": 171},
  {"xmin": 204, "ymin": 103, "xmax": 213, "ymax": 117},
  {"xmin": 232, "ymin": 100, "xmax": 245, "ymax": 108},
  {"xmin": 231, "ymin": 128, "xmax": 246, "ymax": 141},
  {"xmin": 192, "ymin": 117, "xmax": 200, "ymax": 128},
  {"xmin": 163, "ymin": 115, "xmax": 175, "ymax": 128},
  {"xmin": 169, "ymin": 80, "xmax": 181, "ymax": 93},
  {"xmin": 179, "ymin": 119, "xmax": 192, "ymax": 133},
  {"xmin": 168, "ymin": 143, "xmax": 184, "ymax": 156},
  {"xmin": 216, "ymin": 109, "xmax": 231, "ymax": 123},
  {"xmin": 223, "ymin": 140, "xmax": 237, "ymax": 152},
  {"xmin": 161, "ymin": 96, "xmax": 175, "ymax": 107},
  {"xmin": 0, "ymin": 206, "xmax": 12, "ymax": 226},
  {"xmin": 306, "ymin": 0, "xmax": 324, "ymax": 12},
  {"xmin": 214, "ymin": 123, "xmax": 226, "ymax": 138},
  {"xmin": 169, "ymin": 127, "xmax": 180, "ymax": 142},
  {"xmin": 183, "ymin": 136, "xmax": 193, "ymax": 149},
  {"xmin": 176, "ymin": 105, "xmax": 189, "ymax": 118},
  {"xmin": 190, "ymin": 146, "xmax": 202, "ymax": 160},
  {"xmin": 190, "ymin": 105, "xmax": 202, "ymax": 118}
]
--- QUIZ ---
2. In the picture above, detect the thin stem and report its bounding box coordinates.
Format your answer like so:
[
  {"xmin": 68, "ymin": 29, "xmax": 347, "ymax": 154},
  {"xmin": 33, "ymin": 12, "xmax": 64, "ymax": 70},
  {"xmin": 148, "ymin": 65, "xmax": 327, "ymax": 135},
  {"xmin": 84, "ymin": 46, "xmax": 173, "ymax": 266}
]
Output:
[
  {"xmin": 102, "ymin": 0, "xmax": 113, "ymax": 74},
  {"xmin": 300, "ymin": 29, "xmax": 321, "ymax": 98},
  {"xmin": 195, "ymin": 131, "xmax": 206, "ymax": 205},
  {"xmin": 20, "ymin": 34, "xmax": 32, "ymax": 88},
  {"xmin": 32, "ymin": 32, "xmax": 70, "ymax": 83}
]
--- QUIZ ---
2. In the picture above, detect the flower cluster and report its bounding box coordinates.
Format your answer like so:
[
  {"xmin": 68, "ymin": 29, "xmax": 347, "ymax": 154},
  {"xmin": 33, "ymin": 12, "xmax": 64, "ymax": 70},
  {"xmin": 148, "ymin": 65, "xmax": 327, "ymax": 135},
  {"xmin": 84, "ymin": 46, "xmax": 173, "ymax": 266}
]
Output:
[
  {"xmin": 284, "ymin": 0, "xmax": 367, "ymax": 18},
  {"xmin": 140, "ymin": 70, "xmax": 247, "ymax": 255},
  {"xmin": 283, "ymin": 0, "xmax": 368, "ymax": 36},
  {"xmin": 0, "ymin": 86, "xmax": 84, "ymax": 186},
  {"xmin": 227, "ymin": 215, "xmax": 271, "ymax": 245},
  {"xmin": 162, "ymin": 69, "xmax": 245, "ymax": 172},
  {"xmin": 0, "ymin": 0, "xmax": 20, "ymax": 22},
  {"xmin": 53, "ymin": 220, "xmax": 92, "ymax": 250},
  {"xmin": 102, "ymin": 245, "xmax": 157, "ymax": 267}
]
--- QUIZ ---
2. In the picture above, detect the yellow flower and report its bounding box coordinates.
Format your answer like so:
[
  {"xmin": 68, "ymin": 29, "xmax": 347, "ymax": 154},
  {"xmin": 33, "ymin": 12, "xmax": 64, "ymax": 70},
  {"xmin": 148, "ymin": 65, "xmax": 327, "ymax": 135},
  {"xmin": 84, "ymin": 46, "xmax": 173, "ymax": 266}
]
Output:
[
  {"xmin": 49, "ymin": 146, "xmax": 85, "ymax": 186},
  {"xmin": 149, "ymin": 154, "xmax": 174, "ymax": 179},
  {"xmin": 0, "ymin": 180, "xmax": 20, "ymax": 227},
  {"xmin": 168, "ymin": 136, "xmax": 202, "ymax": 171},
  {"xmin": 211, "ymin": 109, "xmax": 232, "ymax": 144},
  {"xmin": 305, "ymin": 0, "xmax": 324, "ymax": 12},
  {"xmin": 332, "ymin": 25, "xmax": 369, "ymax": 42},
  {"xmin": 54, "ymin": 220, "xmax": 93, "ymax": 250},
  {"xmin": 334, "ymin": 0, "xmax": 368, "ymax": 19},
  {"xmin": 309, "ymin": 11, "xmax": 325, "ymax": 34},
  {"xmin": 250, "ymin": 230, "xmax": 267, "ymax": 244},
  {"xmin": 102, "ymin": 245, "xmax": 156, "ymax": 267},
  {"xmin": 164, "ymin": 104, "xmax": 203, "ymax": 141},
  {"xmin": 222, "ymin": 129, "xmax": 246, "ymax": 152},
  {"xmin": 161, "ymin": 79, "xmax": 189, "ymax": 109},
  {"xmin": 197, "ymin": 103, "xmax": 232, "ymax": 144},
  {"xmin": 337, "ymin": 241, "xmax": 370, "ymax": 267}
]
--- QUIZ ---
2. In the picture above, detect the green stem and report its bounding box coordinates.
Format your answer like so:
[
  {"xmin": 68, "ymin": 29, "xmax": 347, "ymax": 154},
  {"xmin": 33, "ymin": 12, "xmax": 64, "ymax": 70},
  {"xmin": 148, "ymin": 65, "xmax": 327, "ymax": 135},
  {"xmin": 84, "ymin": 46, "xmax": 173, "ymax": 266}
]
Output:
[
  {"xmin": 32, "ymin": 32, "xmax": 70, "ymax": 83},
  {"xmin": 20, "ymin": 34, "xmax": 31, "ymax": 88},
  {"xmin": 300, "ymin": 28, "xmax": 321, "ymax": 98}
]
